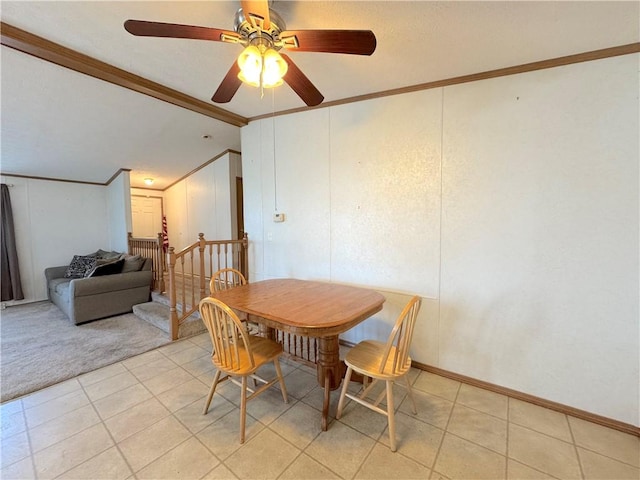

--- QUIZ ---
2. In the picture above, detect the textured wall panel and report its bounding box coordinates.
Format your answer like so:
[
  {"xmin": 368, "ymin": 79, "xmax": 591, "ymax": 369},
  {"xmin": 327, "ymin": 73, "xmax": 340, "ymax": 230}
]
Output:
[
  {"xmin": 329, "ymin": 89, "xmax": 442, "ymax": 297},
  {"xmin": 439, "ymin": 55, "xmax": 639, "ymax": 424}
]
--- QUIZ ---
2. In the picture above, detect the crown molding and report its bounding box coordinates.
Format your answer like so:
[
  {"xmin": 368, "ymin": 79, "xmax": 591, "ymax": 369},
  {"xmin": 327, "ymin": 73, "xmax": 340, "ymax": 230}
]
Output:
[
  {"xmin": 0, "ymin": 22, "xmax": 248, "ymax": 128},
  {"xmin": 250, "ymin": 42, "xmax": 640, "ymax": 121},
  {"xmin": 1, "ymin": 150, "xmax": 240, "ymax": 190}
]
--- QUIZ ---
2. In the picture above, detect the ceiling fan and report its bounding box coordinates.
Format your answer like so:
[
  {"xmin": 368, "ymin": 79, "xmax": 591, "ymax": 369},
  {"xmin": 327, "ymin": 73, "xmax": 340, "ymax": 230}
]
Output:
[{"xmin": 124, "ymin": 0, "xmax": 377, "ymax": 107}]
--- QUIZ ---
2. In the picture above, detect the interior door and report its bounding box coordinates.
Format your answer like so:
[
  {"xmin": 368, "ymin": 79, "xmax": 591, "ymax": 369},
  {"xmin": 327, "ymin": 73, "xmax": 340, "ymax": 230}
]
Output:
[{"xmin": 131, "ymin": 195, "xmax": 163, "ymax": 238}]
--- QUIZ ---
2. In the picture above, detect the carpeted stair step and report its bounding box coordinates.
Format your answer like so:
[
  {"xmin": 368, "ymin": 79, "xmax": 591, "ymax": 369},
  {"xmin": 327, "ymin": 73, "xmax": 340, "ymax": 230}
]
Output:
[
  {"xmin": 132, "ymin": 301, "xmax": 206, "ymax": 339},
  {"xmin": 151, "ymin": 291, "xmax": 170, "ymax": 307},
  {"xmin": 150, "ymin": 291, "xmax": 197, "ymax": 314},
  {"xmin": 132, "ymin": 302, "xmax": 169, "ymax": 332}
]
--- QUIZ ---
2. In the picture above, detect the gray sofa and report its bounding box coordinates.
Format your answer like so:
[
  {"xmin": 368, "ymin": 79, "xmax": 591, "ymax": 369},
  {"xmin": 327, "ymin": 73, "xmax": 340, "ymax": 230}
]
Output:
[{"xmin": 45, "ymin": 256, "xmax": 153, "ymax": 325}]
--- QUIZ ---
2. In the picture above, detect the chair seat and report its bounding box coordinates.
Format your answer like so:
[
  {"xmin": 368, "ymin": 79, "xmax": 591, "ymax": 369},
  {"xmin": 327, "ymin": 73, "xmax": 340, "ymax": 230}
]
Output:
[
  {"xmin": 337, "ymin": 295, "xmax": 422, "ymax": 452},
  {"xmin": 345, "ymin": 340, "xmax": 412, "ymax": 380},
  {"xmin": 213, "ymin": 335, "xmax": 283, "ymax": 375},
  {"xmin": 200, "ymin": 296, "xmax": 288, "ymax": 444}
]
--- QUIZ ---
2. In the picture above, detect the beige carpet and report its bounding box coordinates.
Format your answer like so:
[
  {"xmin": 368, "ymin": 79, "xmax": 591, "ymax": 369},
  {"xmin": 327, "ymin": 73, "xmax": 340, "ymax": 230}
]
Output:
[{"xmin": 0, "ymin": 301, "xmax": 171, "ymax": 402}]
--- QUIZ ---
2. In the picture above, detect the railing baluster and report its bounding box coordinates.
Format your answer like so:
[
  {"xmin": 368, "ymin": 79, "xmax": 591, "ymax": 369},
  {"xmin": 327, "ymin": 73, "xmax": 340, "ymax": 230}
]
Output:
[
  {"xmin": 165, "ymin": 236, "xmax": 245, "ymax": 338},
  {"xmin": 128, "ymin": 232, "xmax": 165, "ymax": 292},
  {"xmin": 165, "ymin": 235, "xmax": 249, "ymax": 340},
  {"xmin": 208, "ymin": 244, "xmax": 213, "ymax": 291}
]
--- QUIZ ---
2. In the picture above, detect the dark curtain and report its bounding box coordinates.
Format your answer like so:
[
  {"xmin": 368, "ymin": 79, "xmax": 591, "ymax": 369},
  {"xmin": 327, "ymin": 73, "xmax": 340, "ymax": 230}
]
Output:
[{"xmin": 1, "ymin": 184, "xmax": 24, "ymax": 301}]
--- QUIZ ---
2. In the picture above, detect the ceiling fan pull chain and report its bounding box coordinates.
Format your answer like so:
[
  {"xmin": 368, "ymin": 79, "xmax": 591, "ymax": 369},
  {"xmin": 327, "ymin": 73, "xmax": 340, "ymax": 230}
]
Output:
[{"xmin": 259, "ymin": 52, "xmax": 265, "ymax": 99}]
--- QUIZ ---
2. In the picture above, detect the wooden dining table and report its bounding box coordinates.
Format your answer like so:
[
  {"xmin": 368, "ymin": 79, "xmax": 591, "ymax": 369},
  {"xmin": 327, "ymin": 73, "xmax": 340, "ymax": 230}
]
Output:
[{"xmin": 209, "ymin": 278, "xmax": 385, "ymax": 430}]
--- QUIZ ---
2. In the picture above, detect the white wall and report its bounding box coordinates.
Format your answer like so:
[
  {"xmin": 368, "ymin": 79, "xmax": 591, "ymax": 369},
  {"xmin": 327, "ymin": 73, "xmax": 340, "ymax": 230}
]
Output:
[
  {"xmin": 163, "ymin": 151, "xmax": 242, "ymax": 255},
  {"xmin": 164, "ymin": 180, "xmax": 188, "ymax": 253},
  {"xmin": 439, "ymin": 56, "xmax": 639, "ymax": 426},
  {"xmin": 242, "ymin": 110, "xmax": 333, "ymax": 281},
  {"xmin": 240, "ymin": 54, "xmax": 639, "ymax": 426},
  {"xmin": 106, "ymin": 171, "xmax": 131, "ymax": 253},
  {"xmin": 0, "ymin": 176, "xmax": 110, "ymax": 303},
  {"xmin": 228, "ymin": 151, "xmax": 242, "ymax": 240}
]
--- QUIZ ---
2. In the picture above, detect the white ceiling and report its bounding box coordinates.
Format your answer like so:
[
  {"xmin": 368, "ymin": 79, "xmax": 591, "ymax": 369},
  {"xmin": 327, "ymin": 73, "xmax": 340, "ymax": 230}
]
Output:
[{"xmin": 1, "ymin": 1, "xmax": 638, "ymax": 189}]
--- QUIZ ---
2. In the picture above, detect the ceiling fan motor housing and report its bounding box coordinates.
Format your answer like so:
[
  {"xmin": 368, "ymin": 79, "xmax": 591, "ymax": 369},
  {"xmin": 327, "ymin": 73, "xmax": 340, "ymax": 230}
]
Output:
[
  {"xmin": 234, "ymin": 8, "xmax": 286, "ymax": 49},
  {"xmin": 123, "ymin": 0, "xmax": 374, "ymax": 107}
]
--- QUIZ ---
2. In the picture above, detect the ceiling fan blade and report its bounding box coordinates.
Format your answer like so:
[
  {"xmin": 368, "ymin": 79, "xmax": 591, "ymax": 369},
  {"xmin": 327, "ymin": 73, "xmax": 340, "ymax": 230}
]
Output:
[
  {"xmin": 124, "ymin": 20, "xmax": 240, "ymax": 42},
  {"xmin": 280, "ymin": 30, "xmax": 377, "ymax": 55},
  {"xmin": 280, "ymin": 53, "xmax": 324, "ymax": 107},
  {"xmin": 241, "ymin": 0, "xmax": 271, "ymax": 30},
  {"xmin": 212, "ymin": 62, "xmax": 243, "ymax": 104}
]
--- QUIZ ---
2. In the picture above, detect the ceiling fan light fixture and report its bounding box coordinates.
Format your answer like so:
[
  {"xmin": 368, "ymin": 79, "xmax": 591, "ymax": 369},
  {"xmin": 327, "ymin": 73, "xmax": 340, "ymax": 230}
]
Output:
[
  {"xmin": 262, "ymin": 48, "xmax": 288, "ymax": 87},
  {"xmin": 237, "ymin": 44, "xmax": 287, "ymax": 88},
  {"xmin": 237, "ymin": 44, "xmax": 262, "ymax": 87},
  {"xmin": 125, "ymin": 0, "xmax": 375, "ymax": 107}
]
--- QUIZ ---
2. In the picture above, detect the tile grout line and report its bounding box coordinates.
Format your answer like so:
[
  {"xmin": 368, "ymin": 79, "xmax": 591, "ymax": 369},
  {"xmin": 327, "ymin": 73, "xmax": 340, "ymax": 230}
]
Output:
[
  {"xmin": 191, "ymin": 361, "xmax": 319, "ymax": 480},
  {"xmin": 20, "ymin": 399, "xmax": 39, "ymax": 479},
  {"xmin": 566, "ymin": 413, "xmax": 587, "ymax": 480},
  {"xmin": 264, "ymin": 401, "xmax": 323, "ymax": 480},
  {"xmin": 115, "ymin": 355, "xmax": 179, "ymax": 478},
  {"xmin": 221, "ymin": 390, "xmax": 309, "ymax": 479},
  {"xmin": 427, "ymin": 374, "xmax": 461, "ymax": 479},
  {"xmin": 82, "ymin": 361, "xmax": 137, "ymax": 479},
  {"xmin": 126, "ymin": 341, "xmax": 213, "ymax": 476},
  {"xmin": 37, "ymin": 364, "xmax": 135, "ymax": 479},
  {"xmin": 505, "ymin": 396, "xmax": 510, "ymax": 479},
  {"xmin": 506, "ymin": 398, "xmax": 580, "ymax": 479},
  {"xmin": 4, "ymin": 336, "xmax": 639, "ymax": 479},
  {"xmin": 386, "ymin": 376, "xmax": 441, "ymax": 472},
  {"xmin": 329, "ymin": 416, "xmax": 379, "ymax": 480},
  {"xmin": 79, "ymin": 344, "xmax": 198, "ymax": 477}
]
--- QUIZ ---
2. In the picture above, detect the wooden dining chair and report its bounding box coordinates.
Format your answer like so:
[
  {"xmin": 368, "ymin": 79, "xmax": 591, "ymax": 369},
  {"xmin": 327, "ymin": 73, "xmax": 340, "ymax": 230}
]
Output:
[
  {"xmin": 199, "ymin": 296, "xmax": 288, "ymax": 444},
  {"xmin": 209, "ymin": 267, "xmax": 254, "ymax": 330},
  {"xmin": 336, "ymin": 295, "xmax": 422, "ymax": 452},
  {"xmin": 210, "ymin": 267, "xmax": 247, "ymax": 294}
]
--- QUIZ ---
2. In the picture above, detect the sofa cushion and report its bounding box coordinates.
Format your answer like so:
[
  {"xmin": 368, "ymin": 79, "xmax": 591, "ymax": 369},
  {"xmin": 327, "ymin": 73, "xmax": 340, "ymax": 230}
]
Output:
[
  {"xmin": 64, "ymin": 255, "xmax": 97, "ymax": 278},
  {"xmin": 120, "ymin": 254, "xmax": 145, "ymax": 273},
  {"xmin": 50, "ymin": 278, "xmax": 71, "ymax": 296},
  {"xmin": 87, "ymin": 258, "xmax": 125, "ymax": 277}
]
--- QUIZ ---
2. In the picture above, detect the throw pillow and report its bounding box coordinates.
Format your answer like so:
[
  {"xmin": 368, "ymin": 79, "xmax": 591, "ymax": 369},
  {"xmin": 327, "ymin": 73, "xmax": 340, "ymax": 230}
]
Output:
[
  {"xmin": 96, "ymin": 249, "xmax": 122, "ymax": 260},
  {"xmin": 84, "ymin": 258, "xmax": 118, "ymax": 277},
  {"xmin": 64, "ymin": 255, "xmax": 97, "ymax": 278},
  {"xmin": 120, "ymin": 254, "xmax": 145, "ymax": 273},
  {"xmin": 87, "ymin": 258, "xmax": 125, "ymax": 277}
]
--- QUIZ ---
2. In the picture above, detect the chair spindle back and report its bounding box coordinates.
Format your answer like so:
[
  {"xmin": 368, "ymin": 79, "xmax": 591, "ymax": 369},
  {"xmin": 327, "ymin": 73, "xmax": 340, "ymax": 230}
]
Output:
[
  {"xmin": 199, "ymin": 297, "xmax": 254, "ymax": 372},
  {"xmin": 210, "ymin": 268, "xmax": 247, "ymax": 294},
  {"xmin": 378, "ymin": 296, "xmax": 422, "ymax": 374}
]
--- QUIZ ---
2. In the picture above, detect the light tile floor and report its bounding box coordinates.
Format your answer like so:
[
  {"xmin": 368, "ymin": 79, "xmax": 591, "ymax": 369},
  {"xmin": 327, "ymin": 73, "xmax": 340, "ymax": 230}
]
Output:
[{"xmin": 1, "ymin": 333, "xmax": 638, "ymax": 479}]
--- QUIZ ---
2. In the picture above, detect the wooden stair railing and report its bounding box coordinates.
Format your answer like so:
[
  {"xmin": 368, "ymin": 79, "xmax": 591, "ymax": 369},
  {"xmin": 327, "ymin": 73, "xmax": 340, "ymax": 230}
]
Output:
[
  {"xmin": 164, "ymin": 232, "xmax": 319, "ymax": 366},
  {"xmin": 128, "ymin": 232, "xmax": 165, "ymax": 292},
  {"xmin": 166, "ymin": 233, "xmax": 248, "ymax": 340}
]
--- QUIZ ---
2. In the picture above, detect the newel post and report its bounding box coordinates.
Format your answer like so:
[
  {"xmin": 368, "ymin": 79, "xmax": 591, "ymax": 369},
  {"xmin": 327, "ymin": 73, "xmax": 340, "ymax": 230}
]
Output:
[
  {"xmin": 198, "ymin": 233, "xmax": 207, "ymax": 301},
  {"xmin": 241, "ymin": 232, "xmax": 249, "ymax": 280},
  {"xmin": 167, "ymin": 246, "xmax": 178, "ymax": 340},
  {"xmin": 156, "ymin": 232, "xmax": 165, "ymax": 293}
]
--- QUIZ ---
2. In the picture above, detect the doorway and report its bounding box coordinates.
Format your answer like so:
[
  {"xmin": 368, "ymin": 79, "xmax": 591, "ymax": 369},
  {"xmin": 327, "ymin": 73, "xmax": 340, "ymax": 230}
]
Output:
[{"xmin": 131, "ymin": 195, "xmax": 163, "ymax": 238}]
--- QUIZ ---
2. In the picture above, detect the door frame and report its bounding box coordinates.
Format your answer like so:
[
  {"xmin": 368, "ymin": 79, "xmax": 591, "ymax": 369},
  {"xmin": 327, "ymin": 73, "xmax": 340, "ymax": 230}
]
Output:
[{"xmin": 131, "ymin": 194, "xmax": 164, "ymax": 238}]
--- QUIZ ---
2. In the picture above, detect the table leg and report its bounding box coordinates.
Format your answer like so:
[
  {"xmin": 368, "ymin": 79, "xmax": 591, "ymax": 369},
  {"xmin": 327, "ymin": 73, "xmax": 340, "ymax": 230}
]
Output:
[
  {"xmin": 322, "ymin": 371, "xmax": 331, "ymax": 431},
  {"xmin": 316, "ymin": 335, "xmax": 344, "ymax": 431}
]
